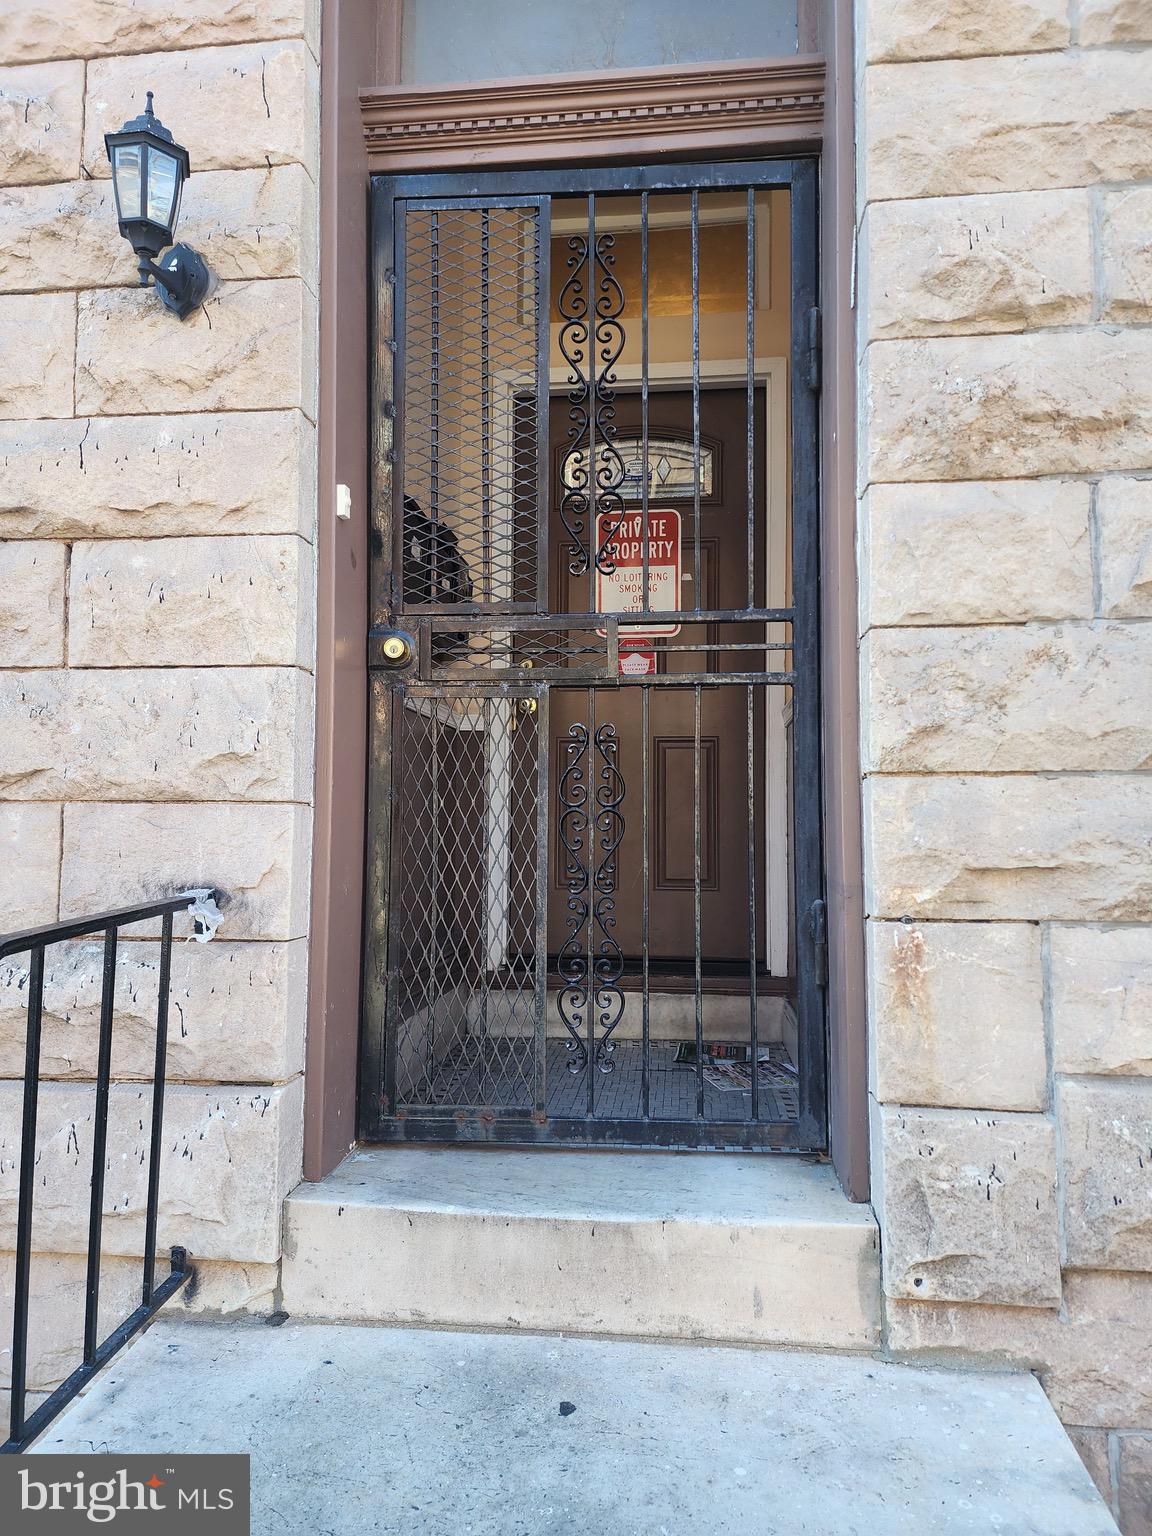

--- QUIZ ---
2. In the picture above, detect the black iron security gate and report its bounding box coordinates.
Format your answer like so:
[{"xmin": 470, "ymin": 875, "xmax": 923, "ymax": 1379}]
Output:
[{"xmin": 361, "ymin": 159, "xmax": 824, "ymax": 1151}]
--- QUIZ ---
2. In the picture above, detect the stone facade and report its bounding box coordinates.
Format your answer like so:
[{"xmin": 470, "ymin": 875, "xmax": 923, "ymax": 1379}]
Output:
[
  {"xmin": 0, "ymin": 0, "xmax": 318, "ymax": 1393},
  {"xmin": 859, "ymin": 2, "xmax": 1152, "ymax": 1524},
  {"xmin": 1, "ymin": 2, "xmax": 1150, "ymax": 1525}
]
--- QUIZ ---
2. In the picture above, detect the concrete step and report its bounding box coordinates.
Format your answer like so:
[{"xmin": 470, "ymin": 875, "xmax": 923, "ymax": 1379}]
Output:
[
  {"xmin": 281, "ymin": 1147, "xmax": 881, "ymax": 1350},
  {"xmin": 33, "ymin": 1317, "xmax": 1119, "ymax": 1535}
]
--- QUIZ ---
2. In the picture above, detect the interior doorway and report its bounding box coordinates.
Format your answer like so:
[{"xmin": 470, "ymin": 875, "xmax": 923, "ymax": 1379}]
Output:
[{"xmin": 360, "ymin": 159, "xmax": 824, "ymax": 1150}]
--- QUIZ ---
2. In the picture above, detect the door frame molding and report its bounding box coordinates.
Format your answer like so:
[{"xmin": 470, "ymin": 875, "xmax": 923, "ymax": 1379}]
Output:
[{"xmin": 310, "ymin": 0, "xmax": 866, "ymax": 1193}]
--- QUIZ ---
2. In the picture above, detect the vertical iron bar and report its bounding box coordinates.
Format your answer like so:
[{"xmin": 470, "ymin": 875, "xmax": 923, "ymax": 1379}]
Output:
[
  {"xmin": 746, "ymin": 187, "xmax": 756, "ymax": 611},
  {"xmin": 84, "ymin": 925, "xmax": 118, "ymax": 1365},
  {"xmin": 430, "ymin": 704, "xmax": 441, "ymax": 1100},
  {"xmin": 747, "ymin": 685, "xmax": 760, "ymax": 1121},
  {"xmin": 587, "ymin": 193, "xmax": 597, "ymax": 614},
  {"xmin": 378, "ymin": 187, "xmax": 403, "ymax": 622},
  {"xmin": 693, "ymin": 684, "xmax": 703, "ymax": 1119},
  {"xmin": 641, "ymin": 687, "xmax": 651, "ymax": 1118},
  {"xmin": 535, "ymin": 201, "xmax": 552, "ymax": 613},
  {"xmin": 381, "ymin": 684, "xmax": 407, "ymax": 1117},
  {"xmin": 640, "ymin": 190, "xmax": 650, "ymax": 614},
  {"xmin": 533, "ymin": 689, "xmax": 550, "ymax": 1113},
  {"xmin": 691, "ymin": 189, "xmax": 701, "ymax": 608},
  {"xmin": 789, "ymin": 158, "xmax": 827, "ymax": 1144},
  {"xmin": 142, "ymin": 911, "xmax": 173, "ymax": 1306},
  {"xmin": 478, "ymin": 699, "xmax": 490, "ymax": 1105},
  {"xmin": 481, "ymin": 207, "xmax": 491, "ymax": 604},
  {"xmin": 585, "ymin": 684, "xmax": 596, "ymax": 1116},
  {"xmin": 10, "ymin": 942, "xmax": 45, "ymax": 1443},
  {"xmin": 430, "ymin": 209, "xmax": 441, "ymax": 528}
]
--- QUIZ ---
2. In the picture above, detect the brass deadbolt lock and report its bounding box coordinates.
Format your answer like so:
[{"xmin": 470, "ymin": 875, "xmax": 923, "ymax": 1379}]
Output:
[{"xmin": 375, "ymin": 630, "xmax": 415, "ymax": 669}]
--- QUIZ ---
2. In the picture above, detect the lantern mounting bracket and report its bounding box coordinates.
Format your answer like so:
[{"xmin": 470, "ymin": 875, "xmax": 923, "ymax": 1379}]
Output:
[{"xmin": 137, "ymin": 243, "xmax": 214, "ymax": 320}]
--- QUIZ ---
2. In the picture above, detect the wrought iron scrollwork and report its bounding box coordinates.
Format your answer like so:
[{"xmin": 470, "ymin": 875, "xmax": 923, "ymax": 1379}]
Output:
[
  {"xmin": 554, "ymin": 719, "xmax": 626, "ymax": 1076},
  {"xmin": 556, "ymin": 721, "xmax": 591, "ymax": 1071},
  {"xmin": 557, "ymin": 238, "xmax": 591, "ymax": 574},
  {"xmin": 591, "ymin": 722, "xmax": 625, "ymax": 1070},
  {"xmin": 556, "ymin": 228, "xmax": 628, "ymax": 578}
]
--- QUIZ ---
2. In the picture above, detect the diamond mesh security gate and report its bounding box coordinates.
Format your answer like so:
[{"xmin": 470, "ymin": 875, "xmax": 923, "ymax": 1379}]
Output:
[{"xmin": 362, "ymin": 160, "xmax": 824, "ymax": 1151}]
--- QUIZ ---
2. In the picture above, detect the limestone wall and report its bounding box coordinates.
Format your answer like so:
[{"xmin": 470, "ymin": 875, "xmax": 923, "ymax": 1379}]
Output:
[
  {"xmin": 858, "ymin": 1, "xmax": 1152, "ymax": 1523},
  {"xmin": 0, "ymin": 0, "xmax": 320, "ymax": 1387}
]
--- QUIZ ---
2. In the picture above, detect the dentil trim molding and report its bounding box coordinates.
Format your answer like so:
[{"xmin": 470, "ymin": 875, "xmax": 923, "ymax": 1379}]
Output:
[{"xmin": 361, "ymin": 57, "xmax": 825, "ymax": 170}]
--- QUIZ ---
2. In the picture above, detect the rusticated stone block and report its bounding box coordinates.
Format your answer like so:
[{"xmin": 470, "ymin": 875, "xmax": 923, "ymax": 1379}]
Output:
[
  {"xmin": 182, "ymin": 163, "xmax": 318, "ymax": 285},
  {"xmin": 866, "ymin": 0, "xmax": 1069, "ymax": 60},
  {"xmin": 864, "ymin": 332, "xmax": 1152, "ymax": 483},
  {"xmin": 0, "ymin": 668, "xmax": 312, "ymax": 801},
  {"xmin": 864, "ymin": 190, "xmax": 1091, "ymax": 338},
  {"xmin": 0, "ymin": 165, "xmax": 317, "ymax": 294},
  {"xmin": 1117, "ymin": 1435, "xmax": 1152, "ymax": 1536},
  {"xmin": 887, "ymin": 1271, "xmax": 1152, "ymax": 1428},
  {"xmin": 0, "ymin": 803, "xmax": 59, "ymax": 931},
  {"xmin": 866, "ymin": 776, "xmax": 1152, "ymax": 921},
  {"xmin": 82, "ymin": 43, "xmax": 318, "ymax": 179},
  {"xmin": 76, "ymin": 278, "xmax": 316, "ymax": 418},
  {"xmin": 1102, "ymin": 189, "xmax": 1152, "ymax": 323},
  {"xmin": 861, "ymin": 480, "xmax": 1091, "ymax": 628},
  {"xmin": 60, "ymin": 802, "xmax": 312, "ymax": 941},
  {"xmin": 1051, "ymin": 925, "xmax": 1152, "ymax": 1078},
  {"xmin": 1099, "ymin": 479, "xmax": 1152, "ymax": 620},
  {"xmin": 0, "ymin": 1078, "xmax": 303, "ymax": 1263},
  {"xmin": 1059, "ymin": 1079, "xmax": 1152, "ymax": 1272},
  {"xmin": 864, "ymin": 52, "xmax": 1152, "ymax": 200},
  {"xmin": 68, "ymin": 535, "xmax": 313, "ymax": 667},
  {"xmin": 876, "ymin": 1106, "xmax": 1061, "ymax": 1305},
  {"xmin": 0, "ymin": 938, "xmax": 306, "ymax": 1083},
  {"xmin": 869, "ymin": 921, "xmax": 1045, "ymax": 1111},
  {"xmin": 0, "ymin": 1, "xmax": 317, "ymax": 64},
  {"xmin": 0, "ymin": 61, "xmax": 83, "ymax": 185},
  {"xmin": 1081, "ymin": 0, "xmax": 1152, "ymax": 44},
  {"xmin": 1066, "ymin": 1428, "xmax": 1114, "ymax": 1509},
  {"xmin": 0, "ymin": 543, "xmax": 64, "ymax": 666},
  {"xmin": 0, "ymin": 412, "xmax": 314, "ymax": 540},
  {"xmin": 0, "ymin": 1250, "xmax": 141, "ymax": 1390},
  {"xmin": 861, "ymin": 480, "xmax": 1090, "ymax": 629},
  {"xmin": 0, "ymin": 293, "xmax": 74, "ymax": 420},
  {"xmin": 0, "ymin": 1254, "xmax": 280, "ymax": 1389},
  {"xmin": 863, "ymin": 624, "xmax": 1152, "ymax": 773}
]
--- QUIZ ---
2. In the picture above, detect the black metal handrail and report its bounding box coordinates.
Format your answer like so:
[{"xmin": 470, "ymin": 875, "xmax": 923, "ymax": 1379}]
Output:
[{"xmin": 1, "ymin": 889, "xmax": 222, "ymax": 1454}]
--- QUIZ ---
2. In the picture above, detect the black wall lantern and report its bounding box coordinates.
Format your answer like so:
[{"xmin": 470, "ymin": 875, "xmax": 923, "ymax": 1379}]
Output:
[{"xmin": 105, "ymin": 92, "xmax": 215, "ymax": 320}]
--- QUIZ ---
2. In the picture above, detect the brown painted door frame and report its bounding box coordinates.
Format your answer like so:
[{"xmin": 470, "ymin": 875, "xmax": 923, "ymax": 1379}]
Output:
[{"xmin": 308, "ymin": 0, "xmax": 866, "ymax": 1194}]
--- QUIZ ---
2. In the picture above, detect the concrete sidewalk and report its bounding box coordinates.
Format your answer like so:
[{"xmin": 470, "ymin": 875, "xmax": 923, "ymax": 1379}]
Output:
[{"xmin": 33, "ymin": 1317, "xmax": 1117, "ymax": 1535}]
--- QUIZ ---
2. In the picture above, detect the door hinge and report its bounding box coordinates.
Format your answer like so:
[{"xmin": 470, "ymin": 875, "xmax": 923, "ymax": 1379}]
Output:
[
  {"xmin": 806, "ymin": 306, "xmax": 822, "ymax": 394},
  {"xmin": 809, "ymin": 897, "xmax": 828, "ymax": 988}
]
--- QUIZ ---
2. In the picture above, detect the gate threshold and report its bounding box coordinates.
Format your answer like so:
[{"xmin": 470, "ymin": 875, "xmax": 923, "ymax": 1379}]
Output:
[{"xmin": 281, "ymin": 1147, "xmax": 879, "ymax": 1350}]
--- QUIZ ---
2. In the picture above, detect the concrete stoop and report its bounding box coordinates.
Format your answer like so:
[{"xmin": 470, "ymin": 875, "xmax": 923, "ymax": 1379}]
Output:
[
  {"xmin": 34, "ymin": 1317, "xmax": 1118, "ymax": 1535},
  {"xmin": 280, "ymin": 1148, "xmax": 881, "ymax": 1350}
]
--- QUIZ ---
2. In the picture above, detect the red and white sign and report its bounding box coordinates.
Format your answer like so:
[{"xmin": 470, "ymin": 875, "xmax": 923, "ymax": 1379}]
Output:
[
  {"xmin": 594, "ymin": 507, "xmax": 682, "ymax": 638},
  {"xmin": 618, "ymin": 635, "xmax": 657, "ymax": 677}
]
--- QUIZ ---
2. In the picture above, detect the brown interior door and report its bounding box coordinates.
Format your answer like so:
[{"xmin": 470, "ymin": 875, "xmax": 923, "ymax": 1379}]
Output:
[{"xmin": 546, "ymin": 387, "xmax": 766, "ymax": 967}]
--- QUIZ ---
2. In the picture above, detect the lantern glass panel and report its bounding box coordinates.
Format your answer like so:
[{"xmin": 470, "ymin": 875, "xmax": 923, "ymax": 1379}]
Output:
[
  {"xmin": 112, "ymin": 144, "xmax": 143, "ymax": 221},
  {"xmin": 146, "ymin": 147, "xmax": 180, "ymax": 233}
]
